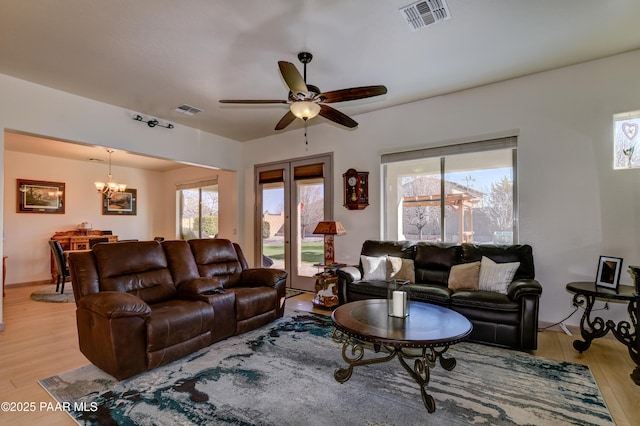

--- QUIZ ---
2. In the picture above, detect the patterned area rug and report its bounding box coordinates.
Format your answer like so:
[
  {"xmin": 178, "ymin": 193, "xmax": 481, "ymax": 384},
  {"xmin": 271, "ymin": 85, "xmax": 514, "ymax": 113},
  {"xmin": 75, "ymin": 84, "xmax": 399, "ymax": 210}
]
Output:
[
  {"xmin": 30, "ymin": 284, "xmax": 74, "ymax": 303},
  {"xmin": 40, "ymin": 311, "xmax": 613, "ymax": 425},
  {"xmin": 284, "ymin": 288, "xmax": 307, "ymax": 299}
]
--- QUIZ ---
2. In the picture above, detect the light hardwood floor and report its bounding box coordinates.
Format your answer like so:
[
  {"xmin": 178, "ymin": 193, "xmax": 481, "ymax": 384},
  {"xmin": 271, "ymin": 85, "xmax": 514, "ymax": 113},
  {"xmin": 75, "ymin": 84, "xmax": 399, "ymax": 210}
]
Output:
[{"xmin": 1, "ymin": 284, "xmax": 638, "ymax": 425}]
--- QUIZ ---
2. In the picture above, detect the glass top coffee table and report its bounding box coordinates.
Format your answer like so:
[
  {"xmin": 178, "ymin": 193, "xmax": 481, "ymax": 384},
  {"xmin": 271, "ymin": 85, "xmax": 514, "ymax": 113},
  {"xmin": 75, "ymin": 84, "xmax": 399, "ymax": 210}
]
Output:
[{"xmin": 332, "ymin": 299, "xmax": 472, "ymax": 413}]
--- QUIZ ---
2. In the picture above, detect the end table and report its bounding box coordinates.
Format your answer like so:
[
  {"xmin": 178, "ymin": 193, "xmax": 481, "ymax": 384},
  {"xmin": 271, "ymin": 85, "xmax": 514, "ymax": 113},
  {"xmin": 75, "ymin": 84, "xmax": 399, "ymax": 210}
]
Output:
[
  {"xmin": 312, "ymin": 263, "xmax": 345, "ymax": 310},
  {"xmin": 566, "ymin": 281, "xmax": 639, "ymax": 386}
]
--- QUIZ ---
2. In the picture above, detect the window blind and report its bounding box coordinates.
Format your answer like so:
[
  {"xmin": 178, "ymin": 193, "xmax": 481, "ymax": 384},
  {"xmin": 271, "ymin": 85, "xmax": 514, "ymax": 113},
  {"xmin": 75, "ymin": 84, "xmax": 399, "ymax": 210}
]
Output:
[
  {"xmin": 293, "ymin": 163, "xmax": 324, "ymax": 180},
  {"xmin": 176, "ymin": 177, "xmax": 218, "ymax": 191},
  {"xmin": 381, "ymin": 136, "xmax": 517, "ymax": 164},
  {"xmin": 258, "ymin": 169, "xmax": 285, "ymax": 184}
]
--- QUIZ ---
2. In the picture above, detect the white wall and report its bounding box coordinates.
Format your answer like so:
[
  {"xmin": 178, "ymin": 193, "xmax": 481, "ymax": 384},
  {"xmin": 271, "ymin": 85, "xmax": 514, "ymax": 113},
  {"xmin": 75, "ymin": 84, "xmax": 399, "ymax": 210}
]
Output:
[
  {"xmin": 241, "ymin": 49, "xmax": 640, "ymax": 328},
  {"xmin": 2, "ymin": 49, "xmax": 640, "ymax": 330},
  {"xmin": 4, "ymin": 150, "xmax": 162, "ymax": 284},
  {"xmin": 3, "ymin": 149, "xmax": 238, "ymax": 286},
  {"xmin": 0, "ymin": 72, "xmax": 244, "ymax": 325}
]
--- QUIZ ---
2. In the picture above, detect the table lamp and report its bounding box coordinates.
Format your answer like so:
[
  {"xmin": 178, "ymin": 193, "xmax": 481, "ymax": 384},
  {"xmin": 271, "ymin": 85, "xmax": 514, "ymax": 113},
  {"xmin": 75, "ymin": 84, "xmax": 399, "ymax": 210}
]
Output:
[{"xmin": 313, "ymin": 221, "xmax": 346, "ymax": 266}]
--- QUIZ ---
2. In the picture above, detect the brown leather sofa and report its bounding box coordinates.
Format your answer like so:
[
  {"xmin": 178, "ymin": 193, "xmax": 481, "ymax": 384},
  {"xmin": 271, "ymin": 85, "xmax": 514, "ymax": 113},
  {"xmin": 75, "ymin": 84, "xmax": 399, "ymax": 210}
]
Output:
[
  {"xmin": 336, "ymin": 240, "xmax": 542, "ymax": 350},
  {"xmin": 68, "ymin": 239, "xmax": 287, "ymax": 380}
]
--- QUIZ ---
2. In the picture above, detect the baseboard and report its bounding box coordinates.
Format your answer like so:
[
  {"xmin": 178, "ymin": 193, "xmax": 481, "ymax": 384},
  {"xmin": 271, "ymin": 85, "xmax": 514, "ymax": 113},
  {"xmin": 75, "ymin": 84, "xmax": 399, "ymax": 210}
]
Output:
[
  {"xmin": 538, "ymin": 321, "xmax": 616, "ymax": 340},
  {"xmin": 5, "ymin": 279, "xmax": 52, "ymax": 289}
]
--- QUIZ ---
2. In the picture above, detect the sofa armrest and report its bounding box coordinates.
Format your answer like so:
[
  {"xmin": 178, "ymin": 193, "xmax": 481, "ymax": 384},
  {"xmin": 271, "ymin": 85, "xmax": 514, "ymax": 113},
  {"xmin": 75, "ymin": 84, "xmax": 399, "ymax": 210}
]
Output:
[
  {"xmin": 240, "ymin": 268, "xmax": 288, "ymax": 288},
  {"xmin": 336, "ymin": 266, "xmax": 362, "ymax": 305},
  {"xmin": 77, "ymin": 291, "xmax": 151, "ymax": 319},
  {"xmin": 507, "ymin": 279, "xmax": 542, "ymax": 301},
  {"xmin": 337, "ymin": 266, "xmax": 362, "ymax": 283},
  {"xmin": 75, "ymin": 291, "xmax": 150, "ymax": 379},
  {"xmin": 177, "ymin": 277, "xmax": 224, "ymax": 297}
]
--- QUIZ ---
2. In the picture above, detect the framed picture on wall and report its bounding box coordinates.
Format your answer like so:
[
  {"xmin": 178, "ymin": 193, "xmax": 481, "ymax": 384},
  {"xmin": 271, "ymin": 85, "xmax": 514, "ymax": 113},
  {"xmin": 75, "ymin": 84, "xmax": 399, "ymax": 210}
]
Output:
[
  {"xmin": 16, "ymin": 179, "xmax": 65, "ymax": 214},
  {"xmin": 102, "ymin": 188, "xmax": 137, "ymax": 215},
  {"xmin": 595, "ymin": 255, "xmax": 623, "ymax": 291}
]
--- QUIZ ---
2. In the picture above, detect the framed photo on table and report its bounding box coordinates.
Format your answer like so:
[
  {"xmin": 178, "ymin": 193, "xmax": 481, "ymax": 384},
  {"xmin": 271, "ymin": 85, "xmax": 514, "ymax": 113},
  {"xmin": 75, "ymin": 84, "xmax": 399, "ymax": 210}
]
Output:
[
  {"xmin": 595, "ymin": 256, "xmax": 623, "ymax": 291},
  {"xmin": 16, "ymin": 179, "xmax": 65, "ymax": 214},
  {"xmin": 102, "ymin": 188, "xmax": 137, "ymax": 215}
]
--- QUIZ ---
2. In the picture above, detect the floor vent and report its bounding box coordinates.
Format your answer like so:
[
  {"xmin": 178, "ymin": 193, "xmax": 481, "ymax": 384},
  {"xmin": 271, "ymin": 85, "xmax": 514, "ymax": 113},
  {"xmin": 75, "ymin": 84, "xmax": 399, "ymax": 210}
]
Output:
[
  {"xmin": 175, "ymin": 104, "xmax": 203, "ymax": 115},
  {"xmin": 399, "ymin": 0, "xmax": 451, "ymax": 31}
]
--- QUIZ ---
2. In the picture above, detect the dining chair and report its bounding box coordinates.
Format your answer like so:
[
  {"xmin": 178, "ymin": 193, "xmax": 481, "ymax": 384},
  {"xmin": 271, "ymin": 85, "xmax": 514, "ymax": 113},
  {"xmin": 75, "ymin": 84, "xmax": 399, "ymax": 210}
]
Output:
[
  {"xmin": 89, "ymin": 237, "xmax": 109, "ymax": 248},
  {"xmin": 49, "ymin": 240, "xmax": 70, "ymax": 293}
]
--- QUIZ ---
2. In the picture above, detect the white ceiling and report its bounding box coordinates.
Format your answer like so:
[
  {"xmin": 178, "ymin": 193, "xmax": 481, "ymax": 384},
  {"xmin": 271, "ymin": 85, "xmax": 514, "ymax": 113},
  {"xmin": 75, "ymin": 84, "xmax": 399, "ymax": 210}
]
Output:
[{"xmin": 2, "ymin": 0, "xmax": 640, "ymax": 149}]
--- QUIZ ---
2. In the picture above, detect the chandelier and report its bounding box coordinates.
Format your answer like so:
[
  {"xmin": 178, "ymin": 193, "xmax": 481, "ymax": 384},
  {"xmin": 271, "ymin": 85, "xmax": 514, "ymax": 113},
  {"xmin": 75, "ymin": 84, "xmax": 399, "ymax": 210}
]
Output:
[{"xmin": 94, "ymin": 150, "xmax": 127, "ymax": 199}]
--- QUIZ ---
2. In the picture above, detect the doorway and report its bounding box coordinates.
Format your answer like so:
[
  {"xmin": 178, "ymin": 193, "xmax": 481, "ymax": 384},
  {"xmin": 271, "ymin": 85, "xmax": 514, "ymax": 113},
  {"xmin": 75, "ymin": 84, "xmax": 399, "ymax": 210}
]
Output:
[{"xmin": 255, "ymin": 153, "xmax": 333, "ymax": 291}]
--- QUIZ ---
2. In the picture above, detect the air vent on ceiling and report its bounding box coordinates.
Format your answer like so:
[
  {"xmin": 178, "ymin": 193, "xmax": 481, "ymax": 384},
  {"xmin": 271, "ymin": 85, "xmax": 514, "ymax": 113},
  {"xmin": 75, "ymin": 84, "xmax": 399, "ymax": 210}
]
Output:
[
  {"xmin": 399, "ymin": 0, "xmax": 451, "ymax": 32},
  {"xmin": 175, "ymin": 104, "xmax": 203, "ymax": 116}
]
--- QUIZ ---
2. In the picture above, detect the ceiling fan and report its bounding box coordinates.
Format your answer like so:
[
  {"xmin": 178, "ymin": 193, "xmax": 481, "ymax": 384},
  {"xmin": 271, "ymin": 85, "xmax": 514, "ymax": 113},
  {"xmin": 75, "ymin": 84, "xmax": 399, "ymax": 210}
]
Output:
[{"xmin": 219, "ymin": 52, "xmax": 387, "ymax": 130}]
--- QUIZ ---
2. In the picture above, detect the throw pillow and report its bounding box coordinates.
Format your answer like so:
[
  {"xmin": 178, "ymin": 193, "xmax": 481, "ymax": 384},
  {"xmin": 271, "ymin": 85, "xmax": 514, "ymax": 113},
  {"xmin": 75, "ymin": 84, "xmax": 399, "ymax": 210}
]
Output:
[
  {"xmin": 361, "ymin": 255, "xmax": 387, "ymax": 281},
  {"xmin": 478, "ymin": 256, "xmax": 520, "ymax": 294},
  {"xmin": 387, "ymin": 256, "xmax": 415, "ymax": 283},
  {"xmin": 447, "ymin": 261, "xmax": 481, "ymax": 292}
]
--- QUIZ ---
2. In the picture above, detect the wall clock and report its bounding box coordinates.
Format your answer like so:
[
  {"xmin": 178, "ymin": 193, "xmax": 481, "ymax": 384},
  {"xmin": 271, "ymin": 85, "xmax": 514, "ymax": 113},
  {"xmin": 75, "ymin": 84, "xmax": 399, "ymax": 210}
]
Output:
[{"xmin": 343, "ymin": 168, "xmax": 369, "ymax": 210}]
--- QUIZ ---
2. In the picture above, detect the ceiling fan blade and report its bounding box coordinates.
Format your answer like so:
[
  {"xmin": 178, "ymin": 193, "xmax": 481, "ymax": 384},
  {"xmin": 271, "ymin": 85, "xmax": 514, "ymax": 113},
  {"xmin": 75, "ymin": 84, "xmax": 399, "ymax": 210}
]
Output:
[
  {"xmin": 219, "ymin": 99, "xmax": 288, "ymax": 104},
  {"xmin": 319, "ymin": 85, "xmax": 388, "ymax": 103},
  {"xmin": 278, "ymin": 61, "xmax": 308, "ymax": 94},
  {"xmin": 275, "ymin": 110, "xmax": 296, "ymax": 130},
  {"xmin": 319, "ymin": 104, "xmax": 358, "ymax": 128}
]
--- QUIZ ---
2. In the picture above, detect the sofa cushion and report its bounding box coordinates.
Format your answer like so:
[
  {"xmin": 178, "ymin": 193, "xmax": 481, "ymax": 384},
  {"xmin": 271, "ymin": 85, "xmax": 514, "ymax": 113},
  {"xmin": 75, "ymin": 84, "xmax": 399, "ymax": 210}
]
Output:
[
  {"xmin": 232, "ymin": 287, "xmax": 278, "ymax": 321},
  {"xmin": 387, "ymin": 256, "xmax": 415, "ymax": 283},
  {"xmin": 361, "ymin": 255, "xmax": 387, "ymax": 281},
  {"xmin": 409, "ymin": 283, "xmax": 452, "ymax": 306},
  {"xmin": 360, "ymin": 240, "xmax": 415, "ymax": 259},
  {"xmin": 94, "ymin": 241, "xmax": 177, "ymax": 304},
  {"xmin": 448, "ymin": 261, "xmax": 480, "ymax": 292},
  {"xmin": 414, "ymin": 243, "xmax": 462, "ymax": 286},
  {"xmin": 348, "ymin": 280, "xmax": 389, "ymax": 299},
  {"xmin": 189, "ymin": 239, "xmax": 243, "ymax": 288},
  {"xmin": 462, "ymin": 244, "xmax": 534, "ymax": 280},
  {"xmin": 450, "ymin": 291, "xmax": 520, "ymax": 322},
  {"xmin": 478, "ymin": 256, "xmax": 520, "ymax": 294},
  {"xmin": 162, "ymin": 240, "xmax": 200, "ymax": 285},
  {"xmin": 146, "ymin": 299, "xmax": 214, "ymax": 352}
]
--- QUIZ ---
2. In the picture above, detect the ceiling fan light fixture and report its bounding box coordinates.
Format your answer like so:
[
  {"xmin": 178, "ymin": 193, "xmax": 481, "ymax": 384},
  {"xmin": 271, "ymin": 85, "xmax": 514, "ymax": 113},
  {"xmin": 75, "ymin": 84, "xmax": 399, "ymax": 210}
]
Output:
[{"xmin": 290, "ymin": 101, "xmax": 320, "ymax": 120}]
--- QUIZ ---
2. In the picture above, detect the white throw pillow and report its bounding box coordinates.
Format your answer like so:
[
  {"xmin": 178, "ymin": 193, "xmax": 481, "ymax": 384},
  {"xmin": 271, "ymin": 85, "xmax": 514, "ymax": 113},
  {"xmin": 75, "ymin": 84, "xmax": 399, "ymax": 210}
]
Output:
[
  {"xmin": 361, "ymin": 255, "xmax": 387, "ymax": 281},
  {"xmin": 478, "ymin": 256, "xmax": 520, "ymax": 294}
]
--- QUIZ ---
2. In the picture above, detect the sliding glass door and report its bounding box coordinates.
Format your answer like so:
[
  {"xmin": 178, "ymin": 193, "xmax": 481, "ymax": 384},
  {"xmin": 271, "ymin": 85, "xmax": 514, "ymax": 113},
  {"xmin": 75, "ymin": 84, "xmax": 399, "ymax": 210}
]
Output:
[
  {"xmin": 255, "ymin": 154, "xmax": 333, "ymax": 291},
  {"xmin": 177, "ymin": 179, "xmax": 219, "ymax": 239}
]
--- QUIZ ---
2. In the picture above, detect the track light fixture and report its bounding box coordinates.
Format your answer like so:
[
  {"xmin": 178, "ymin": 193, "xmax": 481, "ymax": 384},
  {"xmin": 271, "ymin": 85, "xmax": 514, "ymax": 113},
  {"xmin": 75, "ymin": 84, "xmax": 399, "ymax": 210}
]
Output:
[{"xmin": 133, "ymin": 114, "xmax": 174, "ymax": 129}]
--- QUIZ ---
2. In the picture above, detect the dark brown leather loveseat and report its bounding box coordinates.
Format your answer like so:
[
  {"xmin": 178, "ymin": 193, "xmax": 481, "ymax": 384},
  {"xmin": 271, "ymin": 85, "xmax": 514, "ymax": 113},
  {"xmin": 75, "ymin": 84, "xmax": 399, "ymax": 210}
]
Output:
[
  {"xmin": 336, "ymin": 240, "xmax": 542, "ymax": 350},
  {"xmin": 68, "ymin": 238, "xmax": 287, "ymax": 380}
]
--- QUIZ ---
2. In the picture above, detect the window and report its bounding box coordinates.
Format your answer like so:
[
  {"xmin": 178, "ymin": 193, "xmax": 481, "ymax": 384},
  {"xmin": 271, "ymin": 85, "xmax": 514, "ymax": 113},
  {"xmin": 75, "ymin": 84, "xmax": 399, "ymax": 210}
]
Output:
[
  {"xmin": 382, "ymin": 136, "xmax": 517, "ymax": 244},
  {"xmin": 613, "ymin": 110, "xmax": 640, "ymax": 169},
  {"xmin": 177, "ymin": 178, "xmax": 218, "ymax": 239}
]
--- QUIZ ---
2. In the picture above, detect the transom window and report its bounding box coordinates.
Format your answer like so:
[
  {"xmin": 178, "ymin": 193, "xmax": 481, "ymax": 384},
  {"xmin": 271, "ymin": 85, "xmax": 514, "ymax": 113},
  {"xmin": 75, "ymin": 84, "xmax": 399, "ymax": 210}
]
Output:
[{"xmin": 382, "ymin": 136, "xmax": 518, "ymax": 244}]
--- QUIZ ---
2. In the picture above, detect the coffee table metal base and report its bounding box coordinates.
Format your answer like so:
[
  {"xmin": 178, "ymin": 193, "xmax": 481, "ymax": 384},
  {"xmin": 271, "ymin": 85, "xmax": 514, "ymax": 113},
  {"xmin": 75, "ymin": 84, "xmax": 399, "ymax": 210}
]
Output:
[{"xmin": 332, "ymin": 329, "xmax": 456, "ymax": 413}]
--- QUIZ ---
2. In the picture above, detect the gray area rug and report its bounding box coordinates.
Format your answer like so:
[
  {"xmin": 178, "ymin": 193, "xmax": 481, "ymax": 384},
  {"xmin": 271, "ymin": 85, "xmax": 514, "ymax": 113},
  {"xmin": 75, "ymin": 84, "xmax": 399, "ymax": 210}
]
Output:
[
  {"xmin": 40, "ymin": 311, "xmax": 613, "ymax": 425},
  {"xmin": 284, "ymin": 288, "xmax": 306, "ymax": 299},
  {"xmin": 30, "ymin": 284, "xmax": 74, "ymax": 303}
]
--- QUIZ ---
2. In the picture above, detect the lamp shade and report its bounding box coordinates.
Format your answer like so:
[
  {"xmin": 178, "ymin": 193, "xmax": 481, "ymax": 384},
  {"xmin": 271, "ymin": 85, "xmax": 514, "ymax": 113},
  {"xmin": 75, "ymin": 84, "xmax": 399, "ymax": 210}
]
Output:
[
  {"xmin": 290, "ymin": 101, "xmax": 321, "ymax": 120},
  {"xmin": 313, "ymin": 221, "xmax": 346, "ymax": 235}
]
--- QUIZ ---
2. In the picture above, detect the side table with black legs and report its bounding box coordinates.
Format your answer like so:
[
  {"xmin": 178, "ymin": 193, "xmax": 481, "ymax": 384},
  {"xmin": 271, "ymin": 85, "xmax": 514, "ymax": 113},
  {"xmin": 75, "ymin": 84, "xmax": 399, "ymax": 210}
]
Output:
[{"xmin": 565, "ymin": 281, "xmax": 639, "ymax": 386}]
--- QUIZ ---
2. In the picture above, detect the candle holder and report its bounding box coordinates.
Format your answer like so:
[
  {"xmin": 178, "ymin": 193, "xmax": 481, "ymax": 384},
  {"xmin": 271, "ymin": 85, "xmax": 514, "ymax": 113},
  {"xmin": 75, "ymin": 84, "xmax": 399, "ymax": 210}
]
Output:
[{"xmin": 387, "ymin": 279, "xmax": 411, "ymax": 318}]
